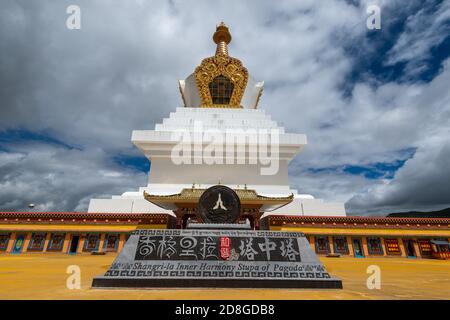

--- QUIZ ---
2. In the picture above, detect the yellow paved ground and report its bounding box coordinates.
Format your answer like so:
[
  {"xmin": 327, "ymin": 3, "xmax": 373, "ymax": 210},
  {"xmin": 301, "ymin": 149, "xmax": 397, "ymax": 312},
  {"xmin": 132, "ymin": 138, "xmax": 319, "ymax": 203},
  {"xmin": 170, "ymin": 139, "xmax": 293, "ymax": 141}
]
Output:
[{"xmin": 0, "ymin": 254, "xmax": 449, "ymax": 299}]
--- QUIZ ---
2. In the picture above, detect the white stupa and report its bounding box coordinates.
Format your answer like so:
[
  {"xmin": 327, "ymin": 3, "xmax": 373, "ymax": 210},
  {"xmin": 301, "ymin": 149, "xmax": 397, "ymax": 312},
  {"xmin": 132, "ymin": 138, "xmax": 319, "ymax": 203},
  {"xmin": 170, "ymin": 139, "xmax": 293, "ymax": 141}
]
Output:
[{"xmin": 88, "ymin": 23, "xmax": 346, "ymax": 221}]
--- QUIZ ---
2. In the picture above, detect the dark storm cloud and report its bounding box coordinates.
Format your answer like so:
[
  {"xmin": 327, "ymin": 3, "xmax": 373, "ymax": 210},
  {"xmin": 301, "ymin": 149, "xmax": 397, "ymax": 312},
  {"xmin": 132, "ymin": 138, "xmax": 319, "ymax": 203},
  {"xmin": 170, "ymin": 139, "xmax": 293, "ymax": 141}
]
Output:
[
  {"xmin": 0, "ymin": 0, "xmax": 182, "ymax": 152},
  {"xmin": 0, "ymin": 140, "xmax": 147, "ymax": 211}
]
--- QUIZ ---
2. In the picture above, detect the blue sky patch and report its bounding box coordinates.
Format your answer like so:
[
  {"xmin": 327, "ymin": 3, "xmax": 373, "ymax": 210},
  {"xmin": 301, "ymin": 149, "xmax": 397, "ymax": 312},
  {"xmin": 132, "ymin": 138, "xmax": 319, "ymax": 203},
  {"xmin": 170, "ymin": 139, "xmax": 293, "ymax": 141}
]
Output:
[
  {"xmin": 340, "ymin": 0, "xmax": 450, "ymax": 95},
  {"xmin": 307, "ymin": 148, "xmax": 416, "ymax": 179},
  {"xmin": 113, "ymin": 154, "xmax": 150, "ymax": 173},
  {"xmin": 0, "ymin": 129, "xmax": 81, "ymax": 151}
]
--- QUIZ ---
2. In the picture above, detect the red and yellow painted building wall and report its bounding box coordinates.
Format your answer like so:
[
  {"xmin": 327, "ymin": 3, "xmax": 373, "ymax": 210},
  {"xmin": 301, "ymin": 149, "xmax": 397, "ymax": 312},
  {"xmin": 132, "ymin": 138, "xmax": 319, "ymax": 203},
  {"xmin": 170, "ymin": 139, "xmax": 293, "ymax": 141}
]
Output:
[
  {"xmin": 0, "ymin": 212, "xmax": 174, "ymax": 255},
  {"xmin": 1, "ymin": 211, "xmax": 449, "ymax": 259},
  {"xmin": 263, "ymin": 215, "xmax": 450, "ymax": 259}
]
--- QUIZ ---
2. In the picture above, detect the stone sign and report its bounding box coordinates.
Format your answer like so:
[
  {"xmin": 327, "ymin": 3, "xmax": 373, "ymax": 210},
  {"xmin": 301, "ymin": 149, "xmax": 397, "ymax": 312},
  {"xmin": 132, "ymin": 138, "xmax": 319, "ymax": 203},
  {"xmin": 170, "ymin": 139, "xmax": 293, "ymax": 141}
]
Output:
[{"xmin": 92, "ymin": 229, "xmax": 342, "ymax": 289}]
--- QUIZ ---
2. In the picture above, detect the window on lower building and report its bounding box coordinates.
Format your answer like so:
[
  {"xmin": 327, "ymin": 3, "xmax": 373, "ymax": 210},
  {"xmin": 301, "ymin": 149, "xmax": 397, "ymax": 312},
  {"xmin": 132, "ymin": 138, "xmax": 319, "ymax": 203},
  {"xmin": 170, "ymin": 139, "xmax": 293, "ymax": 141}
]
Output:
[
  {"xmin": 83, "ymin": 233, "xmax": 100, "ymax": 252},
  {"xmin": 47, "ymin": 233, "xmax": 65, "ymax": 252},
  {"xmin": 367, "ymin": 237, "xmax": 384, "ymax": 255},
  {"xmin": 103, "ymin": 234, "xmax": 119, "ymax": 252},
  {"xmin": 315, "ymin": 236, "xmax": 330, "ymax": 254},
  {"xmin": 417, "ymin": 239, "xmax": 433, "ymax": 256},
  {"xmin": 0, "ymin": 233, "xmax": 10, "ymax": 251},
  {"xmin": 385, "ymin": 238, "xmax": 401, "ymax": 255},
  {"xmin": 333, "ymin": 237, "xmax": 349, "ymax": 254},
  {"xmin": 28, "ymin": 233, "xmax": 47, "ymax": 251}
]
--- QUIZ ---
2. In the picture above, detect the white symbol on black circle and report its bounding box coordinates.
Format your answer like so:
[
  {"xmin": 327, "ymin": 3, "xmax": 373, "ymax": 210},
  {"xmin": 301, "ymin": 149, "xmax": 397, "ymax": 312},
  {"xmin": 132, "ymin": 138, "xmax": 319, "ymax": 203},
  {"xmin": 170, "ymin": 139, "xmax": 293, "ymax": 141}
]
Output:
[{"xmin": 212, "ymin": 193, "xmax": 227, "ymax": 211}]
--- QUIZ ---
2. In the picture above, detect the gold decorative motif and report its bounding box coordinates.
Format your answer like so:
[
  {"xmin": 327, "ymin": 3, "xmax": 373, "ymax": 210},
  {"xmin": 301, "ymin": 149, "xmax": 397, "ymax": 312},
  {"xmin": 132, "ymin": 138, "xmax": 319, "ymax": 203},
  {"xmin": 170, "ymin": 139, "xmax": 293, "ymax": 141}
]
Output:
[{"xmin": 195, "ymin": 23, "xmax": 248, "ymax": 108}]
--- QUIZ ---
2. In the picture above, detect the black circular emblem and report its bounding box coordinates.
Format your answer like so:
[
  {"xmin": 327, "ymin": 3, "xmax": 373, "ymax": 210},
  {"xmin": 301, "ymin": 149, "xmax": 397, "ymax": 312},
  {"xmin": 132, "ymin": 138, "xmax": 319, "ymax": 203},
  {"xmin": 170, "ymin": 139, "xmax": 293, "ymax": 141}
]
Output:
[{"xmin": 198, "ymin": 185, "xmax": 241, "ymax": 224}]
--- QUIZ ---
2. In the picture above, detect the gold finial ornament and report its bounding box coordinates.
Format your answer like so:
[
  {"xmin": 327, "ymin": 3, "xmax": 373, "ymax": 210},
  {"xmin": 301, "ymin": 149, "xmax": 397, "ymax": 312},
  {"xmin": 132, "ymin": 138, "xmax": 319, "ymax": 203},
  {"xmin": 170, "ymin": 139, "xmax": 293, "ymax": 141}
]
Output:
[
  {"xmin": 213, "ymin": 22, "xmax": 231, "ymax": 56},
  {"xmin": 194, "ymin": 22, "xmax": 248, "ymax": 108}
]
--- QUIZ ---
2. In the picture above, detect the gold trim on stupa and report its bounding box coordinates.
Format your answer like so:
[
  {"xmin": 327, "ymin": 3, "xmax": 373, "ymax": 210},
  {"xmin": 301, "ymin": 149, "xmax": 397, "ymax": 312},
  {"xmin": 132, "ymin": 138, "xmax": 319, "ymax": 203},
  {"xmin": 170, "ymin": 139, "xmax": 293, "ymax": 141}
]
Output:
[{"xmin": 194, "ymin": 22, "xmax": 249, "ymax": 108}]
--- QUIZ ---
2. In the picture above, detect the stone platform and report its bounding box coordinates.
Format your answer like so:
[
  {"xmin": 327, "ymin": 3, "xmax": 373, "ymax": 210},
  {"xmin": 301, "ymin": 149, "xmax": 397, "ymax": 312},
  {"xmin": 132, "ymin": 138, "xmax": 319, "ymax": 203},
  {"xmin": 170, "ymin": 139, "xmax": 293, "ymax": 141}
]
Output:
[{"xmin": 92, "ymin": 229, "xmax": 342, "ymax": 289}]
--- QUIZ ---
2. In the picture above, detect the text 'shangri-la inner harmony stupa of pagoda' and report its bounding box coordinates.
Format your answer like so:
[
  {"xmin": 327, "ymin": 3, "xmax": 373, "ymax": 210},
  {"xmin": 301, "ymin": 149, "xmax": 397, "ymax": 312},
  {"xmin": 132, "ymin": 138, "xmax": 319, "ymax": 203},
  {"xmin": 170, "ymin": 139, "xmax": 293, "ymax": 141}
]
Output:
[{"xmin": 87, "ymin": 22, "xmax": 347, "ymax": 230}]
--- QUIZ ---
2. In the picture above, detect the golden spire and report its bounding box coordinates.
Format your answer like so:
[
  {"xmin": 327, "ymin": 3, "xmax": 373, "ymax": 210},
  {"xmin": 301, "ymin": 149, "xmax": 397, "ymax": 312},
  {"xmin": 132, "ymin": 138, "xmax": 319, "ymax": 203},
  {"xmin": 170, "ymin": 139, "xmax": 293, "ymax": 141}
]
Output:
[
  {"xmin": 213, "ymin": 22, "xmax": 232, "ymax": 56},
  {"xmin": 194, "ymin": 22, "xmax": 248, "ymax": 108}
]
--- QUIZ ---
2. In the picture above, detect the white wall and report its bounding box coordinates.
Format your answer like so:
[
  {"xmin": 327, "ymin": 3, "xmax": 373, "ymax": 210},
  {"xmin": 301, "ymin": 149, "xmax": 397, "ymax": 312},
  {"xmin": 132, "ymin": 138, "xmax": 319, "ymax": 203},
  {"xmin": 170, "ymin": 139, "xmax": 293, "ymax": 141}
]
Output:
[
  {"xmin": 265, "ymin": 198, "xmax": 346, "ymax": 217},
  {"xmin": 88, "ymin": 198, "xmax": 174, "ymax": 215}
]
